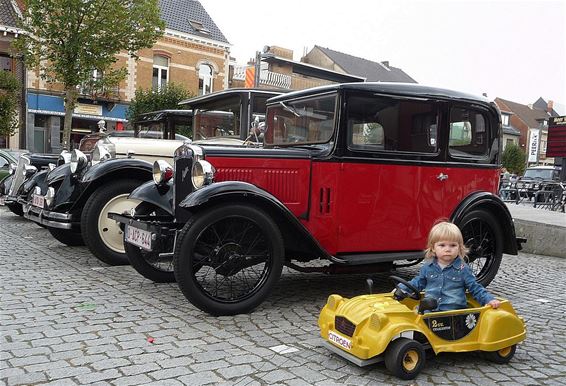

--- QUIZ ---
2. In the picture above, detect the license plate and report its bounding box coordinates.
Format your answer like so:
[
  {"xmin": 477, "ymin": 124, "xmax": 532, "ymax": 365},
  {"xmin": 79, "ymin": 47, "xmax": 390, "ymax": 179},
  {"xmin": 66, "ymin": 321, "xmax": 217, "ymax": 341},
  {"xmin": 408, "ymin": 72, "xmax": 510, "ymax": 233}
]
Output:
[
  {"xmin": 125, "ymin": 224, "xmax": 153, "ymax": 251},
  {"xmin": 328, "ymin": 331, "xmax": 352, "ymax": 350},
  {"xmin": 32, "ymin": 194, "xmax": 44, "ymax": 208}
]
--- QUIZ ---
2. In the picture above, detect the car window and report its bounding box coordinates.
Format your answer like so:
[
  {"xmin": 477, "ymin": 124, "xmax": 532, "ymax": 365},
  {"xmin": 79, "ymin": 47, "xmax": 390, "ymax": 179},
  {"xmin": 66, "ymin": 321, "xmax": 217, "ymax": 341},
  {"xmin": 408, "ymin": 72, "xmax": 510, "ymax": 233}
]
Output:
[
  {"xmin": 449, "ymin": 108, "xmax": 489, "ymax": 158},
  {"xmin": 266, "ymin": 95, "xmax": 336, "ymax": 146},
  {"xmin": 0, "ymin": 155, "xmax": 8, "ymax": 169},
  {"xmin": 347, "ymin": 96, "xmax": 439, "ymax": 154},
  {"xmin": 193, "ymin": 96, "xmax": 241, "ymax": 141},
  {"xmin": 523, "ymin": 168, "xmax": 556, "ymax": 179}
]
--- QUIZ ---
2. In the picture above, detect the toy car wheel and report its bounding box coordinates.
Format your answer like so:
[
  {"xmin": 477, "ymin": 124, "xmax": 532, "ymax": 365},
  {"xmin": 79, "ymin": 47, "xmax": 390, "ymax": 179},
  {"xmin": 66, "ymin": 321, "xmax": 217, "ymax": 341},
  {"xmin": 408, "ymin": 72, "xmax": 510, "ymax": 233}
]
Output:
[
  {"xmin": 174, "ymin": 203, "xmax": 284, "ymax": 316},
  {"xmin": 483, "ymin": 344, "xmax": 516, "ymax": 364},
  {"xmin": 384, "ymin": 338, "xmax": 425, "ymax": 380},
  {"xmin": 81, "ymin": 179, "xmax": 142, "ymax": 266},
  {"xmin": 125, "ymin": 202, "xmax": 175, "ymax": 283},
  {"xmin": 459, "ymin": 210, "xmax": 503, "ymax": 287},
  {"xmin": 48, "ymin": 227, "xmax": 85, "ymax": 246}
]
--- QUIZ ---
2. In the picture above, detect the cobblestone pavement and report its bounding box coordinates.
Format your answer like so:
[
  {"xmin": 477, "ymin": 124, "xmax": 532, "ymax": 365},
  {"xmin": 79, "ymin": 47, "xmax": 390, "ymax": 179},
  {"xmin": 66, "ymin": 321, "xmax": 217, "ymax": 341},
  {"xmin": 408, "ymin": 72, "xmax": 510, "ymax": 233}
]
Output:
[{"xmin": 1, "ymin": 207, "xmax": 565, "ymax": 386}]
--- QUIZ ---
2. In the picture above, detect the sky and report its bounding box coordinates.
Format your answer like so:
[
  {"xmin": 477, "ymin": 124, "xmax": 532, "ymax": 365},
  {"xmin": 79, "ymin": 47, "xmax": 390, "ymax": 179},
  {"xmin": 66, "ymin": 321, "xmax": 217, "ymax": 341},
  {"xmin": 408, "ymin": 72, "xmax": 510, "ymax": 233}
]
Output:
[{"xmin": 199, "ymin": 0, "xmax": 566, "ymax": 114}]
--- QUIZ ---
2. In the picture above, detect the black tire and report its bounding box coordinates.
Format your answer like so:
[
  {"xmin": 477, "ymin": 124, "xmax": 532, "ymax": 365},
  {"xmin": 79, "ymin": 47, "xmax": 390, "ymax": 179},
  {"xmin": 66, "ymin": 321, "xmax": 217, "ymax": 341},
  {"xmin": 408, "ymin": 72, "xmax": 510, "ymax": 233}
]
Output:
[
  {"xmin": 81, "ymin": 179, "xmax": 142, "ymax": 266},
  {"xmin": 458, "ymin": 210, "xmax": 503, "ymax": 287},
  {"xmin": 48, "ymin": 227, "xmax": 85, "ymax": 246},
  {"xmin": 174, "ymin": 203, "xmax": 284, "ymax": 316},
  {"xmin": 384, "ymin": 338, "xmax": 425, "ymax": 380},
  {"xmin": 6, "ymin": 202, "xmax": 23, "ymax": 216},
  {"xmin": 125, "ymin": 202, "xmax": 175, "ymax": 283},
  {"xmin": 483, "ymin": 344, "xmax": 516, "ymax": 364}
]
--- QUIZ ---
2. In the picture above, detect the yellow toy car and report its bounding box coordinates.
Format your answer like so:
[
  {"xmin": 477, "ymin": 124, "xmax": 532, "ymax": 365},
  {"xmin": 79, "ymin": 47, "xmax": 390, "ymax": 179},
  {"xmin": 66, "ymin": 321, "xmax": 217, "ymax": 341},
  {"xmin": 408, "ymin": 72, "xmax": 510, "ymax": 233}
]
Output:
[{"xmin": 318, "ymin": 276, "xmax": 526, "ymax": 380}]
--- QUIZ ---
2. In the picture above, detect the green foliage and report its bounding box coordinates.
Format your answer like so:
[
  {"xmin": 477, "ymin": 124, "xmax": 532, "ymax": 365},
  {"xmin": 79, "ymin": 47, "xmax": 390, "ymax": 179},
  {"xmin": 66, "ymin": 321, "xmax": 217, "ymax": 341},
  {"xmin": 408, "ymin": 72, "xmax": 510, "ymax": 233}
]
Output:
[
  {"xmin": 14, "ymin": 0, "xmax": 165, "ymax": 149},
  {"xmin": 502, "ymin": 143, "xmax": 526, "ymax": 175},
  {"xmin": 127, "ymin": 84, "xmax": 193, "ymax": 123},
  {"xmin": 0, "ymin": 71, "xmax": 20, "ymax": 137}
]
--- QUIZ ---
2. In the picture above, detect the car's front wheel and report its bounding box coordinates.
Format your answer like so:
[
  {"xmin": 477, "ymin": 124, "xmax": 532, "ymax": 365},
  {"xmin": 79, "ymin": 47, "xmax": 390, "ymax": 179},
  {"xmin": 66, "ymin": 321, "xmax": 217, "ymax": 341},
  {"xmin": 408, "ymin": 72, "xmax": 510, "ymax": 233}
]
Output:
[
  {"xmin": 125, "ymin": 202, "xmax": 175, "ymax": 283},
  {"xmin": 81, "ymin": 180, "xmax": 142, "ymax": 266},
  {"xmin": 48, "ymin": 227, "xmax": 84, "ymax": 246},
  {"xmin": 174, "ymin": 203, "xmax": 284, "ymax": 316},
  {"xmin": 384, "ymin": 338, "xmax": 425, "ymax": 380},
  {"xmin": 483, "ymin": 344, "xmax": 516, "ymax": 364},
  {"xmin": 459, "ymin": 210, "xmax": 503, "ymax": 287}
]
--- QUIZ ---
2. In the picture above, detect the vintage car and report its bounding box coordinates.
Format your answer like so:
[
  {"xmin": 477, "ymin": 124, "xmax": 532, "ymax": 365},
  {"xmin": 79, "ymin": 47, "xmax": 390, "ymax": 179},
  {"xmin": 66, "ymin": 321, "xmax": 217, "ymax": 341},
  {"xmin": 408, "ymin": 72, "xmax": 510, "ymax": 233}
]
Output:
[
  {"xmin": 24, "ymin": 89, "xmax": 282, "ymax": 265},
  {"xmin": 111, "ymin": 82, "xmax": 523, "ymax": 316},
  {"xmin": 1, "ymin": 151, "xmax": 60, "ymax": 216},
  {"xmin": 318, "ymin": 276, "xmax": 526, "ymax": 380},
  {"xmin": 0, "ymin": 149, "xmax": 19, "ymax": 184}
]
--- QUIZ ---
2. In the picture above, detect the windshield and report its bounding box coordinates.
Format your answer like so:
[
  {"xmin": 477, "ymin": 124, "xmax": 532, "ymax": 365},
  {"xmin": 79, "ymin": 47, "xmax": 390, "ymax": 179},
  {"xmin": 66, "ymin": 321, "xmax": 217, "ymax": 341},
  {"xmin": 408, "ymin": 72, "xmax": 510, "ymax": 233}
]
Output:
[
  {"xmin": 193, "ymin": 96, "xmax": 241, "ymax": 140},
  {"xmin": 132, "ymin": 115, "xmax": 192, "ymax": 140},
  {"xmin": 523, "ymin": 169, "xmax": 556, "ymax": 179},
  {"xmin": 264, "ymin": 94, "xmax": 337, "ymax": 146}
]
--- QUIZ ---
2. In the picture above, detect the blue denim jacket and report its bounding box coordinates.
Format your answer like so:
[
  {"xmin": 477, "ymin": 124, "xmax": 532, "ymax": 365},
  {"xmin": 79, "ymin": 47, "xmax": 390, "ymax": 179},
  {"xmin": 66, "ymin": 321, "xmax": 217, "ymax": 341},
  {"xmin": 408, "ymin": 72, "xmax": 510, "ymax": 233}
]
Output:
[{"xmin": 400, "ymin": 256, "xmax": 495, "ymax": 311}]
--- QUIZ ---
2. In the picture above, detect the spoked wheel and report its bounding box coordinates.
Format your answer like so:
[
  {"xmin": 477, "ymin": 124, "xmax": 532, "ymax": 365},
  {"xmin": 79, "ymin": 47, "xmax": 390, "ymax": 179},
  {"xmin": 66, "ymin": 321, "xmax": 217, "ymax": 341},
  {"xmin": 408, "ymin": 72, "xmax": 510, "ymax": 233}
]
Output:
[
  {"xmin": 459, "ymin": 210, "xmax": 503, "ymax": 287},
  {"xmin": 483, "ymin": 344, "xmax": 516, "ymax": 364},
  {"xmin": 174, "ymin": 203, "xmax": 284, "ymax": 316},
  {"xmin": 384, "ymin": 338, "xmax": 425, "ymax": 380},
  {"xmin": 125, "ymin": 202, "xmax": 175, "ymax": 283}
]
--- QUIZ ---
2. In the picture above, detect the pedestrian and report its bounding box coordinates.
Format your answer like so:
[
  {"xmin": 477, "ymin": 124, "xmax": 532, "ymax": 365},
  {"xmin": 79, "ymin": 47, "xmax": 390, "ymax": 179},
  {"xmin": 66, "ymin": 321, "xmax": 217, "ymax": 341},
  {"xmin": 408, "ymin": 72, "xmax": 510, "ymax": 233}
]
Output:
[{"xmin": 394, "ymin": 221, "xmax": 501, "ymax": 311}]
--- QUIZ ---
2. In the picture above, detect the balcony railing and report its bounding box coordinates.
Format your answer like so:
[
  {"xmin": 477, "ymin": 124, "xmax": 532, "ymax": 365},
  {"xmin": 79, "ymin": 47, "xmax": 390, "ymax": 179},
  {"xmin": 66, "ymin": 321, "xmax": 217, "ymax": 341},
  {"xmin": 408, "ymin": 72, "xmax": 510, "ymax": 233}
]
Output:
[{"xmin": 232, "ymin": 65, "xmax": 291, "ymax": 89}]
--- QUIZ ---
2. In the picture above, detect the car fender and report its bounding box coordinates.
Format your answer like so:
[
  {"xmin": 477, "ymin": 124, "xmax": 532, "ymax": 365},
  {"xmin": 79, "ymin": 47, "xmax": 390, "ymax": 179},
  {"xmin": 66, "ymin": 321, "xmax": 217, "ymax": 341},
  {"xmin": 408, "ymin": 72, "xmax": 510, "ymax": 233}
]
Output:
[
  {"xmin": 22, "ymin": 169, "xmax": 49, "ymax": 197},
  {"xmin": 450, "ymin": 191, "xmax": 518, "ymax": 255},
  {"xmin": 46, "ymin": 163, "xmax": 71, "ymax": 185},
  {"xmin": 81, "ymin": 158, "xmax": 153, "ymax": 183},
  {"xmin": 129, "ymin": 180, "xmax": 173, "ymax": 216},
  {"xmin": 179, "ymin": 181, "xmax": 330, "ymax": 259}
]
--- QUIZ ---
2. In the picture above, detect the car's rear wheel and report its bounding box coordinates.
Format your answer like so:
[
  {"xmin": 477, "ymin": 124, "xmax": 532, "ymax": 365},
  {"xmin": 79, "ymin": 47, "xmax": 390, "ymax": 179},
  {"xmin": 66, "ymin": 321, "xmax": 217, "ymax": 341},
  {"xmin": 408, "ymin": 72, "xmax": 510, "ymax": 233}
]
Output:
[
  {"xmin": 48, "ymin": 227, "xmax": 84, "ymax": 246},
  {"xmin": 81, "ymin": 180, "xmax": 142, "ymax": 266},
  {"xmin": 174, "ymin": 203, "xmax": 284, "ymax": 316},
  {"xmin": 459, "ymin": 210, "xmax": 503, "ymax": 287},
  {"xmin": 483, "ymin": 344, "xmax": 516, "ymax": 364},
  {"xmin": 125, "ymin": 202, "xmax": 175, "ymax": 283},
  {"xmin": 384, "ymin": 338, "xmax": 425, "ymax": 380}
]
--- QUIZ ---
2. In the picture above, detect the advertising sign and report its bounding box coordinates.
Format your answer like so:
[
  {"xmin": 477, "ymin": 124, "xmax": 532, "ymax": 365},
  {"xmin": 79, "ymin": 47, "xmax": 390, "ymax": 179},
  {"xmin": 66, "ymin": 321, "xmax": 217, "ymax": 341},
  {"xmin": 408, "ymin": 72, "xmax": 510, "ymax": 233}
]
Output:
[
  {"xmin": 547, "ymin": 116, "xmax": 566, "ymax": 157},
  {"xmin": 528, "ymin": 129, "xmax": 540, "ymax": 163}
]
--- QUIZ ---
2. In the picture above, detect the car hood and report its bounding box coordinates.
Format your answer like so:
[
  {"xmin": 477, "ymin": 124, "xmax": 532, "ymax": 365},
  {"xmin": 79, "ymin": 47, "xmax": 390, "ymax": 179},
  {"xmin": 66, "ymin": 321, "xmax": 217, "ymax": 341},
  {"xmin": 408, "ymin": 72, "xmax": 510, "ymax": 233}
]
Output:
[{"xmin": 333, "ymin": 294, "xmax": 412, "ymax": 325}]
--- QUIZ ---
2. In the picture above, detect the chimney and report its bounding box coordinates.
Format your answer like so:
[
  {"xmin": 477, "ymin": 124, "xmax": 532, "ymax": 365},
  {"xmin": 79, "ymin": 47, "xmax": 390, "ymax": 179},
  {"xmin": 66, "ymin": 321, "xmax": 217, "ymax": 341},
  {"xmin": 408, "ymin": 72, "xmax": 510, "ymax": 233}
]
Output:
[
  {"xmin": 381, "ymin": 61, "xmax": 389, "ymax": 68},
  {"xmin": 547, "ymin": 100, "xmax": 554, "ymax": 113}
]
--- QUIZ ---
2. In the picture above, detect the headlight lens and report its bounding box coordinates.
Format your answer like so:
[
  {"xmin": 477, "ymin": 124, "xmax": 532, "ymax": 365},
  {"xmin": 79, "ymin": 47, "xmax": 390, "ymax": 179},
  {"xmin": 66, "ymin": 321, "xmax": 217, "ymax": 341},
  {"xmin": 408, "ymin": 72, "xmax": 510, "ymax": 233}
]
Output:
[
  {"xmin": 191, "ymin": 160, "xmax": 214, "ymax": 189},
  {"xmin": 57, "ymin": 150, "xmax": 71, "ymax": 166},
  {"xmin": 45, "ymin": 187, "xmax": 55, "ymax": 207},
  {"xmin": 70, "ymin": 149, "xmax": 88, "ymax": 174},
  {"xmin": 326, "ymin": 295, "xmax": 344, "ymax": 311},
  {"xmin": 23, "ymin": 164, "xmax": 37, "ymax": 178},
  {"xmin": 153, "ymin": 160, "xmax": 173, "ymax": 185},
  {"xmin": 8, "ymin": 163, "xmax": 16, "ymax": 175},
  {"xmin": 91, "ymin": 144, "xmax": 111, "ymax": 165}
]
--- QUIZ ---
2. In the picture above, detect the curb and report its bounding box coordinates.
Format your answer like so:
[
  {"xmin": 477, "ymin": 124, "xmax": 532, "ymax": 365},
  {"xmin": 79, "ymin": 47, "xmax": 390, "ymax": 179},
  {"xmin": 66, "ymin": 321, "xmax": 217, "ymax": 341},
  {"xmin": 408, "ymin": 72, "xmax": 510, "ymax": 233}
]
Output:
[{"xmin": 513, "ymin": 219, "xmax": 566, "ymax": 258}]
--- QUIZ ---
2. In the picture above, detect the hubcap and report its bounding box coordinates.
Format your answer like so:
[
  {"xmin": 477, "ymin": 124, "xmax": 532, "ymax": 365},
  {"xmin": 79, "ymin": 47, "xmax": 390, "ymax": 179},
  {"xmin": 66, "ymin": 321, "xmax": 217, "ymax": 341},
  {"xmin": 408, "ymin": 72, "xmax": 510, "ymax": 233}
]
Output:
[
  {"xmin": 498, "ymin": 346, "xmax": 512, "ymax": 357},
  {"xmin": 402, "ymin": 349, "xmax": 419, "ymax": 371},
  {"xmin": 98, "ymin": 194, "xmax": 141, "ymax": 253}
]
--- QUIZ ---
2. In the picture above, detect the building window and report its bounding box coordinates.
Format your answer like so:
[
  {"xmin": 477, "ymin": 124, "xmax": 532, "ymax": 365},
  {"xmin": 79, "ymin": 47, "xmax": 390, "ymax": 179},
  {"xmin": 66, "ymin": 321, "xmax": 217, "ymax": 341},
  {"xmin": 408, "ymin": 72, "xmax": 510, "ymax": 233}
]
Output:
[
  {"xmin": 189, "ymin": 20, "xmax": 211, "ymax": 35},
  {"xmin": 153, "ymin": 55, "xmax": 169, "ymax": 91},
  {"xmin": 501, "ymin": 113, "xmax": 509, "ymax": 126},
  {"xmin": 0, "ymin": 55, "xmax": 12, "ymax": 72},
  {"xmin": 198, "ymin": 64, "xmax": 213, "ymax": 95}
]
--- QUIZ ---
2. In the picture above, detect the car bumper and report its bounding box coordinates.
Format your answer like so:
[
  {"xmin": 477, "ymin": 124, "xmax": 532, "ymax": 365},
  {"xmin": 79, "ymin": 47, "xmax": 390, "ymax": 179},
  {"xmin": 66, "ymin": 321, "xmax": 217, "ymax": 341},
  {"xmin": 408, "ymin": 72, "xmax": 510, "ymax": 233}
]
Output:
[
  {"xmin": 23, "ymin": 203, "xmax": 77, "ymax": 229},
  {"xmin": 108, "ymin": 212, "xmax": 177, "ymax": 251}
]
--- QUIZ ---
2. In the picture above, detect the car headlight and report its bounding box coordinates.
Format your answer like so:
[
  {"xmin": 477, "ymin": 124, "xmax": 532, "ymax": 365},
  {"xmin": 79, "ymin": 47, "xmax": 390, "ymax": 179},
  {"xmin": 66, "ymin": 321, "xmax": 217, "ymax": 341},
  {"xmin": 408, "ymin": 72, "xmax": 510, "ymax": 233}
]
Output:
[
  {"xmin": 153, "ymin": 160, "xmax": 173, "ymax": 185},
  {"xmin": 91, "ymin": 144, "xmax": 112, "ymax": 165},
  {"xmin": 57, "ymin": 150, "xmax": 71, "ymax": 166},
  {"xmin": 70, "ymin": 149, "xmax": 88, "ymax": 174},
  {"xmin": 369, "ymin": 313, "xmax": 388, "ymax": 331},
  {"xmin": 23, "ymin": 164, "xmax": 37, "ymax": 178},
  {"xmin": 8, "ymin": 163, "xmax": 16, "ymax": 175},
  {"xmin": 191, "ymin": 160, "xmax": 214, "ymax": 189},
  {"xmin": 45, "ymin": 187, "xmax": 56, "ymax": 207},
  {"xmin": 326, "ymin": 294, "xmax": 344, "ymax": 311}
]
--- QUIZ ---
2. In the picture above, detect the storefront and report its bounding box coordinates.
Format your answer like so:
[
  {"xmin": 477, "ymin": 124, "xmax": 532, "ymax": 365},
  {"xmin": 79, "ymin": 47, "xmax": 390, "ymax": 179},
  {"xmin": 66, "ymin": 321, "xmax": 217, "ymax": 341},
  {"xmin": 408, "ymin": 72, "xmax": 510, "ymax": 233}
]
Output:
[{"xmin": 27, "ymin": 92, "xmax": 128, "ymax": 153}]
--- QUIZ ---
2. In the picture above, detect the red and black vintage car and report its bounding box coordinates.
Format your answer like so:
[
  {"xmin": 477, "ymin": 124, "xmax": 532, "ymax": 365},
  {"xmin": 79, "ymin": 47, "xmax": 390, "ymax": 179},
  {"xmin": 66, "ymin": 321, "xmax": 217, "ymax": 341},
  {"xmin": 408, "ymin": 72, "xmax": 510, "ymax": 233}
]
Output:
[{"xmin": 111, "ymin": 83, "xmax": 522, "ymax": 316}]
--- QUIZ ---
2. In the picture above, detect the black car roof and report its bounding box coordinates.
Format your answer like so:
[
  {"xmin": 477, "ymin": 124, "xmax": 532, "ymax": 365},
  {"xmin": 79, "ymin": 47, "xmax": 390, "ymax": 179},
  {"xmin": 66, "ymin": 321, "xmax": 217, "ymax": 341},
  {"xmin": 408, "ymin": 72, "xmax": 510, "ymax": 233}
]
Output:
[
  {"xmin": 179, "ymin": 88, "xmax": 284, "ymax": 108},
  {"xmin": 267, "ymin": 82, "xmax": 492, "ymax": 106}
]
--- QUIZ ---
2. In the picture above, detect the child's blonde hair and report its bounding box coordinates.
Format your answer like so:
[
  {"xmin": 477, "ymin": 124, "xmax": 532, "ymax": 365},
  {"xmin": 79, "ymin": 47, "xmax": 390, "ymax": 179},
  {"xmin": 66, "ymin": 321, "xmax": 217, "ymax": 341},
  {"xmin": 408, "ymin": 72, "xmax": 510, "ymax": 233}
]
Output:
[{"xmin": 424, "ymin": 221, "xmax": 469, "ymax": 259}]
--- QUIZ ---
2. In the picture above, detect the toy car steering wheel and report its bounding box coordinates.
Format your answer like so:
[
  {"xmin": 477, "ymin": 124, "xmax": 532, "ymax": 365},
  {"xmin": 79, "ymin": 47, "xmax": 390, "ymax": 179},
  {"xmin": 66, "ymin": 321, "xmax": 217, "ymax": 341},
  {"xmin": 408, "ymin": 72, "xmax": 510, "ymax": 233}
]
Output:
[{"xmin": 390, "ymin": 275, "xmax": 421, "ymax": 300}]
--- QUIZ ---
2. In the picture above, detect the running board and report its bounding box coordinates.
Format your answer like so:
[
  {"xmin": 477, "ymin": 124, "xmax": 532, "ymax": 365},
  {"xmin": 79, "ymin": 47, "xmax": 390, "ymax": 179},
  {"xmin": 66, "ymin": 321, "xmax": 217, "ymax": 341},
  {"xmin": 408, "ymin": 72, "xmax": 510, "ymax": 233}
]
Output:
[{"xmin": 332, "ymin": 251, "xmax": 423, "ymax": 265}]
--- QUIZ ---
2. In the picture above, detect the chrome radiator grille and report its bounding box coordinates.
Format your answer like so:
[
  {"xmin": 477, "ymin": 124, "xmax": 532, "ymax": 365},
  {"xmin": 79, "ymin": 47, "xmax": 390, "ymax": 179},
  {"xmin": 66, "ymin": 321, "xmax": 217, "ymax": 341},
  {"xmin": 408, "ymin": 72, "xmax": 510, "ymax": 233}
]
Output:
[{"xmin": 8, "ymin": 155, "xmax": 30, "ymax": 197}]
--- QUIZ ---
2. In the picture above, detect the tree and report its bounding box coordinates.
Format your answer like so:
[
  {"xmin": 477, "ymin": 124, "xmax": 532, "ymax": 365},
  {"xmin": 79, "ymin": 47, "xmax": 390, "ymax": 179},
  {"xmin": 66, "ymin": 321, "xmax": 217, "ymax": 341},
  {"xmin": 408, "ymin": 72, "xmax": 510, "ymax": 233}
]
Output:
[
  {"xmin": 0, "ymin": 71, "xmax": 20, "ymax": 137},
  {"xmin": 127, "ymin": 83, "xmax": 193, "ymax": 123},
  {"xmin": 14, "ymin": 0, "xmax": 165, "ymax": 150},
  {"xmin": 502, "ymin": 143, "xmax": 526, "ymax": 175}
]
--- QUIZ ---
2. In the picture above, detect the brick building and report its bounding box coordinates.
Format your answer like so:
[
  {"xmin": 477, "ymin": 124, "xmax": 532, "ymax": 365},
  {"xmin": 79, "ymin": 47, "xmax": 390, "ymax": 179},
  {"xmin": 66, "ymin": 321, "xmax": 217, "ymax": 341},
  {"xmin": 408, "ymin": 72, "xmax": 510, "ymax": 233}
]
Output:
[{"xmin": 21, "ymin": 0, "xmax": 230, "ymax": 153}]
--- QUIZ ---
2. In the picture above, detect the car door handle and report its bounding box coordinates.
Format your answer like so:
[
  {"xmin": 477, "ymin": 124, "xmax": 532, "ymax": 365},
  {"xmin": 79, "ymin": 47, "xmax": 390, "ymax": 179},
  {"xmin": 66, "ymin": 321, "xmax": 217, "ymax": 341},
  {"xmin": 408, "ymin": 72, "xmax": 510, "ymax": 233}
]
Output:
[{"xmin": 437, "ymin": 173, "xmax": 448, "ymax": 181}]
